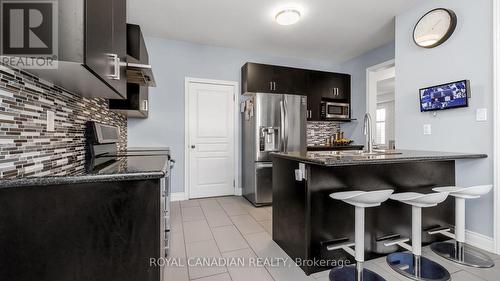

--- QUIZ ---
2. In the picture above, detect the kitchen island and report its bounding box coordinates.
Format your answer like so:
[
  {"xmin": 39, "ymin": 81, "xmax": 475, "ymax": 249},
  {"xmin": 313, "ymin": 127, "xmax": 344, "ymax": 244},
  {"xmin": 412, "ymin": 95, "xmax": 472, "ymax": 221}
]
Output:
[{"xmin": 271, "ymin": 150, "xmax": 487, "ymax": 275}]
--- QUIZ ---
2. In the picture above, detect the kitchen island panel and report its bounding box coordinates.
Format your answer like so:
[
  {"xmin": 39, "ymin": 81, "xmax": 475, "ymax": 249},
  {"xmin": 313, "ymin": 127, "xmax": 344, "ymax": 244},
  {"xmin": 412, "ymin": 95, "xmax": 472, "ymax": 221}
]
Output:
[{"xmin": 272, "ymin": 157, "xmax": 309, "ymax": 262}]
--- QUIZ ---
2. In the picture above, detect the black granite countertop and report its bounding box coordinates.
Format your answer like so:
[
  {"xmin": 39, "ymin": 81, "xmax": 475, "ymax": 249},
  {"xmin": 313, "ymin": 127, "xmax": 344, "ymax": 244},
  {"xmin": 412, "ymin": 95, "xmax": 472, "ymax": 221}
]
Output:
[
  {"xmin": 307, "ymin": 144, "xmax": 364, "ymax": 151},
  {"xmin": 272, "ymin": 149, "xmax": 487, "ymax": 166},
  {"xmin": 0, "ymin": 154, "xmax": 170, "ymax": 189}
]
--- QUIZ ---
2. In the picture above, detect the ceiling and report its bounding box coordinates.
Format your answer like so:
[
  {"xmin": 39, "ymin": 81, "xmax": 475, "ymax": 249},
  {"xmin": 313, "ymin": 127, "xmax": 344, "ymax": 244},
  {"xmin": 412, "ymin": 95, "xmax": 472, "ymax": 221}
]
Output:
[{"xmin": 127, "ymin": 0, "xmax": 419, "ymax": 63}]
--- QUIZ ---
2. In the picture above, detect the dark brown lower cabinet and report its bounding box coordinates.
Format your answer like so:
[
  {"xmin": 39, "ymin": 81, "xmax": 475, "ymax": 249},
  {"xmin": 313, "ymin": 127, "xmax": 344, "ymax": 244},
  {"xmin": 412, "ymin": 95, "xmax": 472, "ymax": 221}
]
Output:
[{"xmin": 0, "ymin": 180, "xmax": 161, "ymax": 281}]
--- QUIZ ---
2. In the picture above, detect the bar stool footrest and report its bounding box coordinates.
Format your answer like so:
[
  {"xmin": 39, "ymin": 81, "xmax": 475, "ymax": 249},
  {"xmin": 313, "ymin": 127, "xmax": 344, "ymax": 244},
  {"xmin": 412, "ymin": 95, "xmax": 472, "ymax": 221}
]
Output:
[
  {"xmin": 327, "ymin": 241, "xmax": 356, "ymax": 251},
  {"xmin": 382, "ymin": 237, "xmax": 410, "ymax": 247},
  {"xmin": 427, "ymin": 226, "xmax": 455, "ymax": 239}
]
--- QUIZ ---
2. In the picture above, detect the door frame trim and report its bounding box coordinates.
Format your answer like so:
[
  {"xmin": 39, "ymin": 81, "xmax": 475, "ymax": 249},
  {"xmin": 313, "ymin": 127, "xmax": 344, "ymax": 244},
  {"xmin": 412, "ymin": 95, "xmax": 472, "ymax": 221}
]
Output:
[
  {"xmin": 184, "ymin": 77, "xmax": 240, "ymax": 200},
  {"xmin": 493, "ymin": 0, "xmax": 500, "ymax": 254},
  {"xmin": 365, "ymin": 59, "xmax": 395, "ymax": 117},
  {"xmin": 365, "ymin": 59, "xmax": 395, "ymax": 147}
]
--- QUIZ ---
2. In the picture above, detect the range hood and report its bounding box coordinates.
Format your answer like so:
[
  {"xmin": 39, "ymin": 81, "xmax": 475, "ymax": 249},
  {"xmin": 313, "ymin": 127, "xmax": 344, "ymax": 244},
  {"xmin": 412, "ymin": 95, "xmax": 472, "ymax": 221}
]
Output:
[{"xmin": 126, "ymin": 24, "xmax": 156, "ymax": 87}]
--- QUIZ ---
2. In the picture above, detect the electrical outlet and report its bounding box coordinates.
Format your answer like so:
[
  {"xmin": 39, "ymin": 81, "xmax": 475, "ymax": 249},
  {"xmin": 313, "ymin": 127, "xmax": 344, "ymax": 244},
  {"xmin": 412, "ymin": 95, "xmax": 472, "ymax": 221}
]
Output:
[
  {"xmin": 423, "ymin": 124, "xmax": 432, "ymax": 135},
  {"xmin": 476, "ymin": 108, "xmax": 487, "ymax": 121},
  {"xmin": 47, "ymin": 111, "xmax": 55, "ymax": 132}
]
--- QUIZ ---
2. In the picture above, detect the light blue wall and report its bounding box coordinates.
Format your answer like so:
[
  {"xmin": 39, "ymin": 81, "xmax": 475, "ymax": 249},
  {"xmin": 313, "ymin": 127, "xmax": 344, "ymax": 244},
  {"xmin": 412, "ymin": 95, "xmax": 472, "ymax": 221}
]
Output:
[
  {"xmin": 395, "ymin": 0, "xmax": 493, "ymax": 236},
  {"xmin": 340, "ymin": 42, "xmax": 395, "ymax": 143},
  {"xmin": 127, "ymin": 37, "xmax": 339, "ymax": 193}
]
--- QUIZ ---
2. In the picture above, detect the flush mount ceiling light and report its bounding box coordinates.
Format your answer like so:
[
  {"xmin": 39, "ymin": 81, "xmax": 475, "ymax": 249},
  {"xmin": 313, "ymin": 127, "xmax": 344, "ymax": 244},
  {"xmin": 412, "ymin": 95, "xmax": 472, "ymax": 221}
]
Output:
[{"xmin": 275, "ymin": 9, "xmax": 301, "ymax": 25}]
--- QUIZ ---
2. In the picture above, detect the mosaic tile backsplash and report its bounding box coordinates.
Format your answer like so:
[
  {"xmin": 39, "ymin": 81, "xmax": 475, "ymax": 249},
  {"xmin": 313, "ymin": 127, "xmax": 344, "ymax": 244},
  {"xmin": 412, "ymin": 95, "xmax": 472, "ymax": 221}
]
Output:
[
  {"xmin": 0, "ymin": 65, "xmax": 127, "ymax": 179},
  {"xmin": 307, "ymin": 121, "xmax": 340, "ymax": 146}
]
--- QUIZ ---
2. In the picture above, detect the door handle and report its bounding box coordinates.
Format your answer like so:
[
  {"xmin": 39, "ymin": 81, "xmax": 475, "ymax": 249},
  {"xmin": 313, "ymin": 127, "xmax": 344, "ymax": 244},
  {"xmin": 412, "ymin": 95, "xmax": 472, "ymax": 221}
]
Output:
[
  {"xmin": 280, "ymin": 100, "xmax": 285, "ymax": 150},
  {"xmin": 107, "ymin": 54, "xmax": 120, "ymax": 80},
  {"xmin": 283, "ymin": 97, "xmax": 289, "ymax": 152}
]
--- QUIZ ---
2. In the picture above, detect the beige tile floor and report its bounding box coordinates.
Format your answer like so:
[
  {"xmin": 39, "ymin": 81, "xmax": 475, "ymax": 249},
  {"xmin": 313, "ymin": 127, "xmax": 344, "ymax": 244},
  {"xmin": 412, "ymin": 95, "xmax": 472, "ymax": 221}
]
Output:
[{"xmin": 166, "ymin": 196, "xmax": 500, "ymax": 281}]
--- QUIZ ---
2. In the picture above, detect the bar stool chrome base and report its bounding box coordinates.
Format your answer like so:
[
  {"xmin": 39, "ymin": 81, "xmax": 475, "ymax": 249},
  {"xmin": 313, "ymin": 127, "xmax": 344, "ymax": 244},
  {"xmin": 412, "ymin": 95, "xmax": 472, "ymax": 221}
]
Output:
[
  {"xmin": 431, "ymin": 241, "xmax": 494, "ymax": 268},
  {"xmin": 387, "ymin": 252, "xmax": 450, "ymax": 281},
  {"xmin": 330, "ymin": 265, "xmax": 386, "ymax": 281}
]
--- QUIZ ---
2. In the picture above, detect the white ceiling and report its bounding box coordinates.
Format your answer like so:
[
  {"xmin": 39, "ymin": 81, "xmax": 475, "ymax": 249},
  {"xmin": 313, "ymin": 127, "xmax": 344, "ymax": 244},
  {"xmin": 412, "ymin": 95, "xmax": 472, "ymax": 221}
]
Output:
[{"xmin": 127, "ymin": 0, "xmax": 419, "ymax": 63}]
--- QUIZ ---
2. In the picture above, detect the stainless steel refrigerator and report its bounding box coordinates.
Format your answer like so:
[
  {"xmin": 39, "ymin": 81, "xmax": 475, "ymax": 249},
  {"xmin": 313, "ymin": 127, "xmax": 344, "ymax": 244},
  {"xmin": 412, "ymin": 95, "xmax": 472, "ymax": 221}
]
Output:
[{"xmin": 242, "ymin": 93, "xmax": 307, "ymax": 206}]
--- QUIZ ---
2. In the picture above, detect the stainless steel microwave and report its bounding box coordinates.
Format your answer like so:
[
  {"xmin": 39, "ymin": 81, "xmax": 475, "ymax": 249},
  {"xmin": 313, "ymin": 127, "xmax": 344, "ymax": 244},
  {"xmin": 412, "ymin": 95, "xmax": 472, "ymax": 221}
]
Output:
[{"xmin": 320, "ymin": 101, "xmax": 350, "ymax": 120}]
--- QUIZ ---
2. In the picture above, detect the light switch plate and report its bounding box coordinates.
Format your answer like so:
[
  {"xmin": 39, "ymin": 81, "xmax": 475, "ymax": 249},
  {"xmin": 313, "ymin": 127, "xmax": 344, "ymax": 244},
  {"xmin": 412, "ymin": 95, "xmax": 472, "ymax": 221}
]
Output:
[
  {"xmin": 47, "ymin": 111, "xmax": 55, "ymax": 132},
  {"xmin": 423, "ymin": 124, "xmax": 432, "ymax": 135},
  {"xmin": 476, "ymin": 108, "xmax": 487, "ymax": 121}
]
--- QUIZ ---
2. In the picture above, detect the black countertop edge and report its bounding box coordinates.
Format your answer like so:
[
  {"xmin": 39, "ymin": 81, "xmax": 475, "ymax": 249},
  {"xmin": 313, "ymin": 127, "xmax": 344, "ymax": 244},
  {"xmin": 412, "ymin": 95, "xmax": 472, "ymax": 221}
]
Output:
[
  {"xmin": 272, "ymin": 150, "xmax": 487, "ymax": 167},
  {"xmin": 0, "ymin": 171, "xmax": 166, "ymax": 189}
]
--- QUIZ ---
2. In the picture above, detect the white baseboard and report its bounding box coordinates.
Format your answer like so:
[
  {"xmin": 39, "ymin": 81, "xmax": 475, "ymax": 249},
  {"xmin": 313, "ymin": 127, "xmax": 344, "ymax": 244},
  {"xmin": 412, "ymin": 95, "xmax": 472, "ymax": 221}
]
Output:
[
  {"xmin": 171, "ymin": 192, "xmax": 188, "ymax": 202},
  {"xmin": 466, "ymin": 230, "xmax": 495, "ymax": 253},
  {"xmin": 171, "ymin": 188, "xmax": 242, "ymax": 201}
]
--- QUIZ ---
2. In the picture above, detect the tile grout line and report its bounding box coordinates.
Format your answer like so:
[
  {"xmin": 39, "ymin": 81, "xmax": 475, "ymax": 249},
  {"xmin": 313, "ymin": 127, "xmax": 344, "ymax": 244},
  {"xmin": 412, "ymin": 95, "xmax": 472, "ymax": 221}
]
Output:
[
  {"xmin": 195, "ymin": 198, "xmax": 234, "ymax": 281},
  {"xmin": 178, "ymin": 202, "xmax": 193, "ymax": 281},
  {"xmin": 217, "ymin": 197, "xmax": 278, "ymax": 281},
  {"xmin": 453, "ymin": 269, "xmax": 488, "ymax": 281}
]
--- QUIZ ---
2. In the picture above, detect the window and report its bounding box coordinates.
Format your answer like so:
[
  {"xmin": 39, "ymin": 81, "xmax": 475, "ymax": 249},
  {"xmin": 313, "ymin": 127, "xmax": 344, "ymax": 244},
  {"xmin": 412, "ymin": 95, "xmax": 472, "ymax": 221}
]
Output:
[{"xmin": 376, "ymin": 108, "xmax": 386, "ymax": 145}]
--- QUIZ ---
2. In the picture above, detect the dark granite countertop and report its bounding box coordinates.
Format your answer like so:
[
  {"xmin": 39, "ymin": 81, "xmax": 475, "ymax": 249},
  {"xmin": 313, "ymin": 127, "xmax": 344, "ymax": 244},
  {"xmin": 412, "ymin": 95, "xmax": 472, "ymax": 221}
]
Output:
[
  {"xmin": 307, "ymin": 144, "xmax": 364, "ymax": 151},
  {"xmin": 0, "ymin": 154, "xmax": 170, "ymax": 189},
  {"xmin": 272, "ymin": 149, "xmax": 487, "ymax": 166}
]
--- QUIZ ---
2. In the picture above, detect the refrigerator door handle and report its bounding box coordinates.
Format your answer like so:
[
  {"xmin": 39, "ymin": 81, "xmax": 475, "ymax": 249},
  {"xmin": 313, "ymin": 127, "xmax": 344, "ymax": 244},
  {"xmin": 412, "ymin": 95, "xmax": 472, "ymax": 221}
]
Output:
[
  {"xmin": 283, "ymin": 96, "xmax": 289, "ymax": 152},
  {"xmin": 280, "ymin": 100, "xmax": 286, "ymax": 151}
]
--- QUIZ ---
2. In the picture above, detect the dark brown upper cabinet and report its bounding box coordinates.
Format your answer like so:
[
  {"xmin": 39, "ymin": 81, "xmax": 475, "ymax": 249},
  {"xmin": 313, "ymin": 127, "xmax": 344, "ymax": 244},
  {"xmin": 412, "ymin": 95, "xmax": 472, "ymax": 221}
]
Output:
[
  {"xmin": 306, "ymin": 71, "xmax": 351, "ymax": 121},
  {"xmin": 109, "ymin": 24, "xmax": 152, "ymax": 118},
  {"xmin": 109, "ymin": 83, "xmax": 149, "ymax": 118},
  {"xmin": 18, "ymin": 0, "xmax": 127, "ymax": 99},
  {"xmin": 241, "ymin": 62, "xmax": 351, "ymax": 122},
  {"xmin": 308, "ymin": 71, "xmax": 351, "ymax": 101},
  {"xmin": 86, "ymin": 0, "xmax": 127, "ymax": 97},
  {"xmin": 241, "ymin": 63, "xmax": 307, "ymax": 95}
]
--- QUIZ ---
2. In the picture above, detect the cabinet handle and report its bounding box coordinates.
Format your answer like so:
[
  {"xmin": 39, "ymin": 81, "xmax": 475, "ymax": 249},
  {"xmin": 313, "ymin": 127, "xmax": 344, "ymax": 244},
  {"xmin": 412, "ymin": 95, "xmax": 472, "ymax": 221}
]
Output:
[
  {"xmin": 270, "ymin": 82, "xmax": 273, "ymax": 91},
  {"xmin": 273, "ymin": 82, "xmax": 276, "ymax": 91},
  {"xmin": 107, "ymin": 54, "xmax": 120, "ymax": 80}
]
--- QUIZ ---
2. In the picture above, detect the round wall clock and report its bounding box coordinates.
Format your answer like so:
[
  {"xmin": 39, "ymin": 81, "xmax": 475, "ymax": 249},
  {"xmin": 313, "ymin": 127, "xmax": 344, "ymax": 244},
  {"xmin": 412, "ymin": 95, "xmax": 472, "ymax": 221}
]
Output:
[{"xmin": 413, "ymin": 8, "xmax": 457, "ymax": 48}]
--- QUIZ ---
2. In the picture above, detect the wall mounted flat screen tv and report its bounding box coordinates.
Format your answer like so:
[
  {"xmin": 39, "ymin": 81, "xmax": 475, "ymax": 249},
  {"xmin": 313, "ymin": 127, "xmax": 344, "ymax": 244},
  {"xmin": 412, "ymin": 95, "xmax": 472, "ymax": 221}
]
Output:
[{"xmin": 419, "ymin": 80, "xmax": 470, "ymax": 112}]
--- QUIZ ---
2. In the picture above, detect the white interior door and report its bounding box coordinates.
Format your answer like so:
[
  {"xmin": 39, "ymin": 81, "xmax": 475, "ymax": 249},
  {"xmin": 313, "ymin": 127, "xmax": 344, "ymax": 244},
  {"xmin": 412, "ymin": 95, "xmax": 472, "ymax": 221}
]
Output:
[{"xmin": 187, "ymin": 80, "xmax": 236, "ymax": 199}]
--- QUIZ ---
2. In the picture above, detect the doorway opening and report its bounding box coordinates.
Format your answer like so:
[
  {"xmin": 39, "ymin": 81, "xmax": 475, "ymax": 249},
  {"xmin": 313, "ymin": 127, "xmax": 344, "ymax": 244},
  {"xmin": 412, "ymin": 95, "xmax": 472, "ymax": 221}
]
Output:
[{"xmin": 366, "ymin": 59, "xmax": 395, "ymax": 149}]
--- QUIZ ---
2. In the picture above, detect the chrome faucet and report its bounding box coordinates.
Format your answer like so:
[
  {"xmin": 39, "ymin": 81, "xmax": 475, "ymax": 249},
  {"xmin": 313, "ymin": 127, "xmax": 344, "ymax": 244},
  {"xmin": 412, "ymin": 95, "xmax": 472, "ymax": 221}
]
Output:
[{"xmin": 364, "ymin": 113, "xmax": 373, "ymax": 153}]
